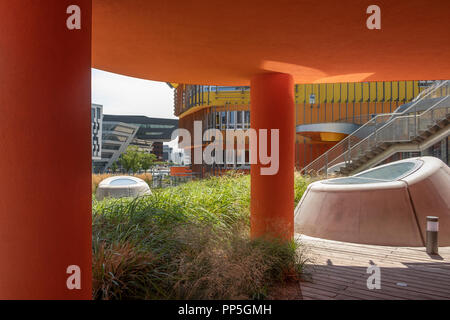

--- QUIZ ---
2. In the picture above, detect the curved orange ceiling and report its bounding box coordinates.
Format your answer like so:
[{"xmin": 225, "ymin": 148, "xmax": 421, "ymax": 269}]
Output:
[{"xmin": 92, "ymin": 0, "xmax": 450, "ymax": 85}]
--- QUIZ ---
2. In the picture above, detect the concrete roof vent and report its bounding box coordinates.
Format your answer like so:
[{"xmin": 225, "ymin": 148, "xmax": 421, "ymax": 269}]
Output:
[
  {"xmin": 295, "ymin": 157, "xmax": 450, "ymax": 246},
  {"xmin": 96, "ymin": 176, "xmax": 151, "ymax": 200}
]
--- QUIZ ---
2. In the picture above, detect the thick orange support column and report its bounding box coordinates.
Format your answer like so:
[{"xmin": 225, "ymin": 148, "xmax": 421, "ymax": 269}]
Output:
[
  {"xmin": 0, "ymin": 1, "xmax": 92, "ymax": 299},
  {"xmin": 250, "ymin": 73, "xmax": 295, "ymax": 240}
]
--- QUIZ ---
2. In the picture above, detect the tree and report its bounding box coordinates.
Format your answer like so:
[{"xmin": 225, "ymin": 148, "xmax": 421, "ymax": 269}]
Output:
[
  {"xmin": 141, "ymin": 152, "xmax": 157, "ymax": 172},
  {"xmin": 119, "ymin": 146, "xmax": 143, "ymax": 174},
  {"xmin": 110, "ymin": 161, "xmax": 118, "ymax": 173}
]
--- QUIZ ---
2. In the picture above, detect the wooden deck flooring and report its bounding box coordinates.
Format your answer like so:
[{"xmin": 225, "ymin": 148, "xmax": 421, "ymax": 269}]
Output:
[{"xmin": 298, "ymin": 235, "xmax": 450, "ymax": 300}]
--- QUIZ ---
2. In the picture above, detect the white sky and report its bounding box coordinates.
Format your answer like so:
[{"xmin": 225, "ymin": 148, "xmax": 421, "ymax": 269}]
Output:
[
  {"xmin": 92, "ymin": 68, "xmax": 180, "ymax": 150},
  {"xmin": 92, "ymin": 68, "xmax": 176, "ymax": 119}
]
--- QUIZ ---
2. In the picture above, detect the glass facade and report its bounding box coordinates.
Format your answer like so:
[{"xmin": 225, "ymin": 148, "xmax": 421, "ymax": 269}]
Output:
[
  {"xmin": 91, "ymin": 104, "xmax": 103, "ymax": 160},
  {"xmin": 207, "ymin": 110, "xmax": 250, "ymax": 131},
  {"xmin": 378, "ymin": 138, "xmax": 449, "ymax": 167},
  {"xmin": 422, "ymin": 138, "xmax": 449, "ymax": 165},
  {"xmin": 132, "ymin": 123, "xmax": 176, "ymax": 129}
]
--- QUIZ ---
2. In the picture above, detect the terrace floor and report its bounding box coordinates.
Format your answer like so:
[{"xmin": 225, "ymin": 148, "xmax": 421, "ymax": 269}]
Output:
[{"xmin": 297, "ymin": 235, "xmax": 450, "ymax": 300}]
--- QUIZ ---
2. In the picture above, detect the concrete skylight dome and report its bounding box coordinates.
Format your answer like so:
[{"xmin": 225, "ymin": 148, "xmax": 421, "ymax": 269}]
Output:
[
  {"xmin": 295, "ymin": 157, "xmax": 450, "ymax": 246},
  {"xmin": 96, "ymin": 176, "xmax": 152, "ymax": 200}
]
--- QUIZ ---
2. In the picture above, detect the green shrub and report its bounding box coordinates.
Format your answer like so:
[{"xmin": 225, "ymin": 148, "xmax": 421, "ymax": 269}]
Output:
[
  {"xmin": 92, "ymin": 172, "xmax": 311, "ymax": 299},
  {"xmin": 294, "ymin": 172, "xmax": 311, "ymax": 204}
]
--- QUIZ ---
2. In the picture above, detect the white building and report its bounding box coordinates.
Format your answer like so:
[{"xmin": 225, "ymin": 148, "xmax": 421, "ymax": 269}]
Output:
[{"xmin": 163, "ymin": 144, "xmax": 189, "ymax": 165}]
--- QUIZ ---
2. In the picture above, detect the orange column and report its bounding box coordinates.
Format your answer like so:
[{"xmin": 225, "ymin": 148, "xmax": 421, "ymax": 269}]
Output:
[
  {"xmin": 0, "ymin": 1, "xmax": 92, "ymax": 299},
  {"xmin": 250, "ymin": 73, "xmax": 295, "ymax": 240}
]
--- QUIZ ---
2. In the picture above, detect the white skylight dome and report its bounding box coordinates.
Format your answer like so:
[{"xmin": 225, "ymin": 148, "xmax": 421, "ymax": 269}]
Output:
[
  {"xmin": 295, "ymin": 157, "xmax": 450, "ymax": 246},
  {"xmin": 96, "ymin": 176, "xmax": 151, "ymax": 200}
]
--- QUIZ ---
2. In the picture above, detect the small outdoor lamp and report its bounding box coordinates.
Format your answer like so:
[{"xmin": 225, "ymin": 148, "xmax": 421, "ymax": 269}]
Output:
[{"xmin": 426, "ymin": 216, "xmax": 439, "ymax": 255}]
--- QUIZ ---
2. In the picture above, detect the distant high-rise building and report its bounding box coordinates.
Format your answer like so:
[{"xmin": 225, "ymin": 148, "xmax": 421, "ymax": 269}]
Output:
[{"xmin": 92, "ymin": 110, "xmax": 179, "ymax": 172}]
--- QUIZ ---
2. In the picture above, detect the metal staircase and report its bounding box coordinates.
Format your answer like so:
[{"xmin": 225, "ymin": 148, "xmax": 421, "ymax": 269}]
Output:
[{"xmin": 301, "ymin": 80, "xmax": 450, "ymax": 176}]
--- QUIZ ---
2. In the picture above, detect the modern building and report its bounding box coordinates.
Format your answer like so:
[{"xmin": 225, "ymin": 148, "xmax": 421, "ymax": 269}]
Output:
[
  {"xmin": 91, "ymin": 104, "xmax": 103, "ymax": 160},
  {"xmin": 303, "ymin": 80, "xmax": 450, "ymax": 176},
  {"xmin": 163, "ymin": 144, "xmax": 187, "ymax": 165},
  {"xmin": 92, "ymin": 120, "xmax": 140, "ymax": 173},
  {"xmin": 91, "ymin": 111, "xmax": 179, "ymax": 172},
  {"xmin": 103, "ymin": 115, "xmax": 178, "ymax": 161},
  {"xmin": 171, "ymin": 150, "xmax": 187, "ymax": 165},
  {"xmin": 173, "ymin": 81, "xmax": 437, "ymax": 176},
  {"xmin": 162, "ymin": 145, "xmax": 172, "ymax": 162}
]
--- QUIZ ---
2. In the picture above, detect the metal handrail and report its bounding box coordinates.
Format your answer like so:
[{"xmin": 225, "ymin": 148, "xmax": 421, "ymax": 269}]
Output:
[
  {"xmin": 301, "ymin": 80, "xmax": 449, "ymax": 175},
  {"xmin": 347, "ymin": 95, "xmax": 448, "ymax": 158}
]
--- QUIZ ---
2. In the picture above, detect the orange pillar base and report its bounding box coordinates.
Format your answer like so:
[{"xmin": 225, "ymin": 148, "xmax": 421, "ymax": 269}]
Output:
[
  {"xmin": 0, "ymin": 1, "xmax": 92, "ymax": 299},
  {"xmin": 250, "ymin": 73, "xmax": 295, "ymax": 241}
]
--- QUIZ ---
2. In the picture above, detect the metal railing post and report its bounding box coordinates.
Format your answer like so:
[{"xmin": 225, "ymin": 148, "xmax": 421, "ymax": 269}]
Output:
[
  {"xmin": 407, "ymin": 115, "xmax": 410, "ymax": 140},
  {"xmin": 347, "ymin": 138, "xmax": 351, "ymax": 163},
  {"xmin": 374, "ymin": 120, "xmax": 377, "ymax": 147},
  {"xmin": 393, "ymin": 120, "xmax": 396, "ymax": 141},
  {"xmin": 414, "ymin": 101, "xmax": 418, "ymax": 137}
]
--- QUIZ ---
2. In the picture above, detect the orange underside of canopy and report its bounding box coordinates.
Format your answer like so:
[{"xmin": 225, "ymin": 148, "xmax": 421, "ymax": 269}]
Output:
[{"xmin": 92, "ymin": 0, "xmax": 450, "ymax": 85}]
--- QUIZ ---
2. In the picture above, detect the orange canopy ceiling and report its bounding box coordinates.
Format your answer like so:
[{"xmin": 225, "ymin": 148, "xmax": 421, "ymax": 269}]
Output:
[{"xmin": 92, "ymin": 0, "xmax": 450, "ymax": 85}]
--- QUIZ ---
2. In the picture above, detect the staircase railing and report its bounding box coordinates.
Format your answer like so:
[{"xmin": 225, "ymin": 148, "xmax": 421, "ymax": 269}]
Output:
[{"xmin": 301, "ymin": 80, "xmax": 449, "ymax": 176}]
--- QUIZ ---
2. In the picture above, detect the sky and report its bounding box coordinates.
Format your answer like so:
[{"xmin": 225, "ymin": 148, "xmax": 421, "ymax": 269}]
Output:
[
  {"xmin": 92, "ymin": 68, "xmax": 176, "ymax": 119},
  {"xmin": 92, "ymin": 68, "xmax": 180, "ymax": 150}
]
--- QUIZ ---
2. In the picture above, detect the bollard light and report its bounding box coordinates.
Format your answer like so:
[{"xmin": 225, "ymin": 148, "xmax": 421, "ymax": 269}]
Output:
[{"xmin": 426, "ymin": 216, "xmax": 439, "ymax": 255}]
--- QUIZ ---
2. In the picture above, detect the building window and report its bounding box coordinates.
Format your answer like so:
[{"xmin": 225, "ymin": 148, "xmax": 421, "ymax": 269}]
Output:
[
  {"xmin": 228, "ymin": 111, "xmax": 236, "ymax": 129},
  {"xmin": 221, "ymin": 112, "xmax": 227, "ymax": 130},
  {"xmin": 215, "ymin": 113, "xmax": 220, "ymax": 129},
  {"xmin": 237, "ymin": 111, "xmax": 243, "ymax": 129},
  {"xmin": 244, "ymin": 111, "xmax": 250, "ymax": 129},
  {"xmin": 145, "ymin": 132, "xmax": 164, "ymax": 136}
]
